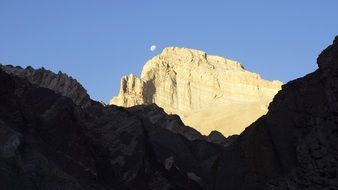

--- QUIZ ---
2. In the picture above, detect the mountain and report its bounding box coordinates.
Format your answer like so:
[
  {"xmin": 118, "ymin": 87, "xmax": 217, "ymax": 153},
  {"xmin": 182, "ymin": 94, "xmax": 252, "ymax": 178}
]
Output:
[
  {"xmin": 0, "ymin": 36, "xmax": 337, "ymax": 190},
  {"xmin": 110, "ymin": 47, "xmax": 282, "ymax": 136},
  {"xmin": 0, "ymin": 64, "xmax": 229, "ymax": 146},
  {"xmin": 0, "ymin": 65, "xmax": 220, "ymax": 190}
]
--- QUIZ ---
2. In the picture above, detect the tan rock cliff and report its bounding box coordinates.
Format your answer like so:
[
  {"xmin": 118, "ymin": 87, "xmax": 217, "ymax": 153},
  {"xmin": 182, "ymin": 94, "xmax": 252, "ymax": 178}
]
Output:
[{"xmin": 110, "ymin": 47, "xmax": 282, "ymax": 136}]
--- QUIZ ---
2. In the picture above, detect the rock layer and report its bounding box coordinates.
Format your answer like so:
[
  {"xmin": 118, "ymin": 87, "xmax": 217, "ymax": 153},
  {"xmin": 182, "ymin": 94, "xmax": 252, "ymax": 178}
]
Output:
[{"xmin": 110, "ymin": 47, "xmax": 282, "ymax": 136}]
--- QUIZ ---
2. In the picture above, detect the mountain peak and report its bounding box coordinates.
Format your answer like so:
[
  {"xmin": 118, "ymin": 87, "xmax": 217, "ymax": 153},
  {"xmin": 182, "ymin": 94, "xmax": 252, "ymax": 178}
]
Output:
[
  {"xmin": 317, "ymin": 35, "xmax": 338, "ymax": 72},
  {"xmin": 156, "ymin": 46, "xmax": 245, "ymax": 71},
  {"xmin": 111, "ymin": 48, "xmax": 282, "ymax": 136}
]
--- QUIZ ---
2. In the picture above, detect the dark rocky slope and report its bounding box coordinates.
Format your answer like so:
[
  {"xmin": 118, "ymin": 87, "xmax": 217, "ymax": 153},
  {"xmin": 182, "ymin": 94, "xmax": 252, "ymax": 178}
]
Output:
[
  {"xmin": 0, "ymin": 36, "xmax": 337, "ymax": 190},
  {"xmin": 0, "ymin": 65, "xmax": 223, "ymax": 189},
  {"xmin": 213, "ymin": 36, "xmax": 338, "ymax": 190}
]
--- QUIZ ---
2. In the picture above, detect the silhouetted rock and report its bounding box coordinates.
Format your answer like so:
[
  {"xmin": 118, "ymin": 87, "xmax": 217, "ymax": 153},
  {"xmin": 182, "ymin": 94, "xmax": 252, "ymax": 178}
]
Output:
[
  {"xmin": 0, "ymin": 65, "xmax": 224, "ymax": 189},
  {"xmin": 0, "ymin": 68, "xmax": 207, "ymax": 189},
  {"xmin": 206, "ymin": 131, "xmax": 238, "ymax": 146},
  {"xmin": 212, "ymin": 36, "xmax": 338, "ymax": 190}
]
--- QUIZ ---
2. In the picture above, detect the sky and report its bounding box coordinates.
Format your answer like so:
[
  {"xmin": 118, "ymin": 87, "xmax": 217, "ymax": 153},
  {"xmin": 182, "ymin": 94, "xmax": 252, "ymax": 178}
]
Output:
[{"xmin": 0, "ymin": 1, "xmax": 338, "ymax": 102}]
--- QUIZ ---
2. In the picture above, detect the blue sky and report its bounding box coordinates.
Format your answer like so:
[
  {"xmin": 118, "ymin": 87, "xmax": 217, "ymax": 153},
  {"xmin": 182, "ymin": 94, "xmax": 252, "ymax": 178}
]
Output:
[{"xmin": 1, "ymin": 1, "xmax": 338, "ymax": 102}]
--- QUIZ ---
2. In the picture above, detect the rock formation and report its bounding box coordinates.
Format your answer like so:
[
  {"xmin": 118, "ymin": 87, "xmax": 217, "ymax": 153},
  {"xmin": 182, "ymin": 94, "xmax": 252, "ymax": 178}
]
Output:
[
  {"xmin": 110, "ymin": 47, "xmax": 282, "ymax": 136},
  {"xmin": 0, "ymin": 36, "xmax": 337, "ymax": 190},
  {"xmin": 0, "ymin": 65, "xmax": 91, "ymax": 107}
]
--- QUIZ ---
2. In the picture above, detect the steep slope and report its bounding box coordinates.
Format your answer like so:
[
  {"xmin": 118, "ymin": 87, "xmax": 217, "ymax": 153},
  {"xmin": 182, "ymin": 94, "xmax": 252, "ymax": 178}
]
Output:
[{"xmin": 110, "ymin": 47, "xmax": 282, "ymax": 136}]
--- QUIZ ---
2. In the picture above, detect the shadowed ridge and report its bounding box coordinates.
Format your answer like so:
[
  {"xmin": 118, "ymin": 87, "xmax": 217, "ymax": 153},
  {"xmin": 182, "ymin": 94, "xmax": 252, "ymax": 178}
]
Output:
[
  {"xmin": 0, "ymin": 67, "xmax": 223, "ymax": 189},
  {"xmin": 0, "ymin": 64, "xmax": 92, "ymax": 107},
  {"xmin": 213, "ymin": 35, "xmax": 338, "ymax": 190},
  {"xmin": 317, "ymin": 36, "xmax": 338, "ymax": 72}
]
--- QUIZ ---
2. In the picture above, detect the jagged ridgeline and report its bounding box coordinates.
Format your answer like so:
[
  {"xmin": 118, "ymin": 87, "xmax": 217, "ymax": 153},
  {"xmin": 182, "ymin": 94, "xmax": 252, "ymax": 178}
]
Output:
[
  {"xmin": 111, "ymin": 47, "xmax": 282, "ymax": 136},
  {"xmin": 0, "ymin": 65, "xmax": 91, "ymax": 107}
]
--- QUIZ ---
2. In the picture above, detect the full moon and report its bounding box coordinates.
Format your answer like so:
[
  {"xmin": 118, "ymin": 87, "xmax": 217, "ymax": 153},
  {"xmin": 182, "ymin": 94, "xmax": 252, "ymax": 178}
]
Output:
[{"xmin": 150, "ymin": 45, "xmax": 156, "ymax": 52}]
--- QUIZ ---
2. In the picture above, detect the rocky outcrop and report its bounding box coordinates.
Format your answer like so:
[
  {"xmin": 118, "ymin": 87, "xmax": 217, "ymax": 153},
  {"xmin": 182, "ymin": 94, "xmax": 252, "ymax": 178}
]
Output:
[
  {"xmin": 111, "ymin": 47, "xmax": 282, "ymax": 136},
  {"xmin": 0, "ymin": 65, "xmax": 91, "ymax": 107}
]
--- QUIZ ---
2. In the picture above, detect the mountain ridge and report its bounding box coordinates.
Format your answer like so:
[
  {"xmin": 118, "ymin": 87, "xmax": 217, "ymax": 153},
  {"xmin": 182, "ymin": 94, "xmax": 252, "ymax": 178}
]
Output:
[
  {"xmin": 0, "ymin": 36, "xmax": 337, "ymax": 189},
  {"xmin": 0, "ymin": 64, "xmax": 92, "ymax": 107}
]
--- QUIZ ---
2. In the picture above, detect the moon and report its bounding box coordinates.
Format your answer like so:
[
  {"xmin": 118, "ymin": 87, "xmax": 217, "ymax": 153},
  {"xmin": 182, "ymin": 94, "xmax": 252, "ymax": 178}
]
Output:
[{"xmin": 150, "ymin": 45, "xmax": 156, "ymax": 52}]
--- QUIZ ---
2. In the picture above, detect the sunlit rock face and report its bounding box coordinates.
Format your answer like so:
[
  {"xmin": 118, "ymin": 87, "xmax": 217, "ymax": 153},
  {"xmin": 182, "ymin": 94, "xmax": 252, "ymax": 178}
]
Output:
[{"xmin": 111, "ymin": 47, "xmax": 282, "ymax": 136}]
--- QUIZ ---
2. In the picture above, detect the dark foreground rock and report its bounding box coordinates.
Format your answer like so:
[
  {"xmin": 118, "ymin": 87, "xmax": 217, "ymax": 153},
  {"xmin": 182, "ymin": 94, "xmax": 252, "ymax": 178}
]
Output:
[
  {"xmin": 213, "ymin": 36, "xmax": 338, "ymax": 190},
  {"xmin": 0, "ymin": 65, "xmax": 223, "ymax": 189},
  {"xmin": 0, "ymin": 36, "xmax": 338, "ymax": 190}
]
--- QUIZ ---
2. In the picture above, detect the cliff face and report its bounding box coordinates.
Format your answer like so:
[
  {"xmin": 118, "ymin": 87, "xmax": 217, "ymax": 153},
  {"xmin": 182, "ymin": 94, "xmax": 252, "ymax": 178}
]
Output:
[
  {"xmin": 0, "ymin": 65, "xmax": 91, "ymax": 107},
  {"xmin": 111, "ymin": 47, "xmax": 282, "ymax": 136}
]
